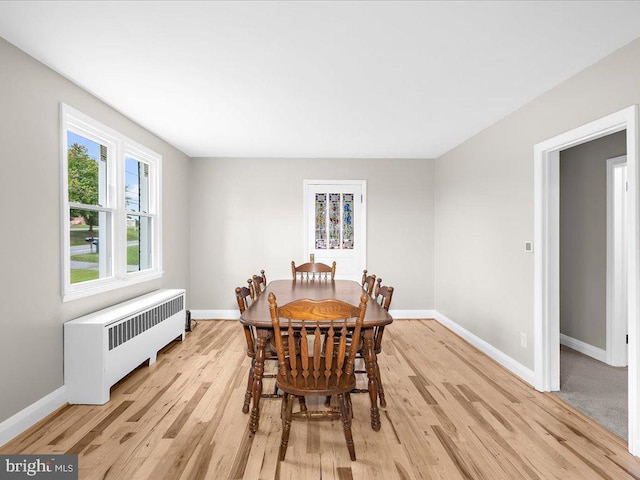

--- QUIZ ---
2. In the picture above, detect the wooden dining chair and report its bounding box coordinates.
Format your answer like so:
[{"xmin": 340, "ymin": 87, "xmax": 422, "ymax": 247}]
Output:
[
  {"xmin": 374, "ymin": 280, "xmax": 394, "ymax": 312},
  {"xmin": 368, "ymin": 282, "xmax": 394, "ymax": 407},
  {"xmin": 252, "ymin": 270, "xmax": 267, "ymax": 297},
  {"xmin": 237, "ymin": 285, "xmax": 276, "ymax": 413},
  {"xmin": 347, "ymin": 279, "xmax": 394, "ymax": 407},
  {"xmin": 236, "ymin": 284, "xmax": 307, "ymax": 416},
  {"xmin": 361, "ymin": 269, "xmax": 377, "ymax": 295},
  {"xmin": 291, "ymin": 260, "xmax": 336, "ymax": 281},
  {"xmin": 268, "ymin": 292, "xmax": 368, "ymax": 461}
]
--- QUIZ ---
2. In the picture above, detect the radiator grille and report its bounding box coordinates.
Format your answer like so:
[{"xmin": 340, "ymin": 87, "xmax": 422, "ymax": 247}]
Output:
[{"xmin": 108, "ymin": 295, "xmax": 184, "ymax": 350}]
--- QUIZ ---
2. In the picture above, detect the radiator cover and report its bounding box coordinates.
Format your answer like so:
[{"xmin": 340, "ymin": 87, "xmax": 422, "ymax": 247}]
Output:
[{"xmin": 64, "ymin": 289, "xmax": 186, "ymax": 404}]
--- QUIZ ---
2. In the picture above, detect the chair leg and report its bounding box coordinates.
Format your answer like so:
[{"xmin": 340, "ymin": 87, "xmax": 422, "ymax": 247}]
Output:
[
  {"xmin": 281, "ymin": 390, "xmax": 288, "ymax": 421},
  {"xmin": 338, "ymin": 393, "xmax": 356, "ymax": 461},
  {"xmin": 346, "ymin": 392, "xmax": 353, "ymax": 419},
  {"xmin": 298, "ymin": 396, "xmax": 308, "ymax": 412},
  {"xmin": 279, "ymin": 392, "xmax": 295, "ymax": 461},
  {"xmin": 242, "ymin": 359, "xmax": 254, "ymax": 414},
  {"xmin": 375, "ymin": 362, "xmax": 387, "ymax": 408}
]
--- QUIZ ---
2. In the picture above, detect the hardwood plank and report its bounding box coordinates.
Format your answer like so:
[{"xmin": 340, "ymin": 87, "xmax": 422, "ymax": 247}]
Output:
[
  {"xmin": 65, "ymin": 400, "xmax": 134, "ymax": 455},
  {"xmin": 162, "ymin": 381, "xmax": 212, "ymax": 439},
  {"xmin": 126, "ymin": 373, "xmax": 182, "ymax": 423}
]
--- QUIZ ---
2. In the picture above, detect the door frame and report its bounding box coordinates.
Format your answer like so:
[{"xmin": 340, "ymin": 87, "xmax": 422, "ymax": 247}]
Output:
[
  {"xmin": 533, "ymin": 105, "xmax": 639, "ymax": 455},
  {"xmin": 607, "ymin": 155, "xmax": 628, "ymax": 367},
  {"xmin": 302, "ymin": 180, "xmax": 367, "ymax": 280}
]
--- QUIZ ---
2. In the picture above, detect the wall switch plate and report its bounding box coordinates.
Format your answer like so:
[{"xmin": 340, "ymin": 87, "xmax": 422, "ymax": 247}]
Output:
[
  {"xmin": 525, "ymin": 241, "xmax": 533, "ymax": 253},
  {"xmin": 520, "ymin": 333, "xmax": 527, "ymax": 348}
]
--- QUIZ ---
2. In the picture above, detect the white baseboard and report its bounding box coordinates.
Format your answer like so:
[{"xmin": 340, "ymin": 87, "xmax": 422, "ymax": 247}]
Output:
[
  {"xmin": 0, "ymin": 386, "xmax": 67, "ymax": 447},
  {"xmin": 434, "ymin": 312, "xmax": 535, "ymax": 386},
  {"xmin": 388, "ymin": 309, "xmax": 436, "ymax": 319},
  {"xmin": 189, "ymin": 309, "xmax": 238, "ymax": 320},
  {"xmin": 560, "ymin": 333, "xmax": 607, "ymax": 363}
]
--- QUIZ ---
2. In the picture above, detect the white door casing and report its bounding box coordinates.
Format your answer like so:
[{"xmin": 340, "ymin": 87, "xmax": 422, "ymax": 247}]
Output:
[
  {"xmin": 303, "ymin": 180, "xmax": 366, "ymax": 281},
  {"xmin": 534, "ymin": 105, "xmax": 639, "ymax": 455},
  {"xmin": 607, "ymin": 156, "xmax": 628, "ymax": 367}
]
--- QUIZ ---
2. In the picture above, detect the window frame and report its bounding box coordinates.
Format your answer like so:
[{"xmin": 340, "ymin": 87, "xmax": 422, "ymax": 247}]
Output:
[{"xmin": 60, "ymin": 104, "xmax": 163, "ymax": 302}]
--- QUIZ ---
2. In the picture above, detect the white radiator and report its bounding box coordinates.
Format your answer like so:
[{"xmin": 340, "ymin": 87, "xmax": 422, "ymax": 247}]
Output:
[{"xmin": 64, "ymin": 289, "xmax": 186, "ymax": 405}]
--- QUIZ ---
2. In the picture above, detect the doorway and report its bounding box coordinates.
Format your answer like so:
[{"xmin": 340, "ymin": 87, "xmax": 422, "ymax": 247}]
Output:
[
  {"xmin": 533, "ymin": 105, "xmax": 639, "ymax": 455},
  {"xmin": 303, "ymin": 180, "xmax": 367, "ymax": 280},
  {"xmin": 555, "ymin": 136, "xmax": 628, "ymax": 440}
]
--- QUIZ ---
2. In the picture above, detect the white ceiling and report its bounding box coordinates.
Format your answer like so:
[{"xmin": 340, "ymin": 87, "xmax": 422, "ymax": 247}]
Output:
[{"xmin": 2, "ymin": 1, "xmax": 640, "ymax": 159}]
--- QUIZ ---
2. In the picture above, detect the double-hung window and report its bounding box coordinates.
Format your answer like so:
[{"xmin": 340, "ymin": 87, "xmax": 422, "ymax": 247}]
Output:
[{"xmin": 61, "ymin": 104, "xmax": 162, "ymax": 301}]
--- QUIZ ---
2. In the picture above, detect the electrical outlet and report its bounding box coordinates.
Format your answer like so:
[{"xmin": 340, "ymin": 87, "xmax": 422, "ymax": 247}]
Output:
[
  {"xmin": 520, "ymin": 333, "xmax": 527, "ymax": 348},
  {"xmin": 525, "ymin": 241, "xmax": 533, "ymax": 253}
]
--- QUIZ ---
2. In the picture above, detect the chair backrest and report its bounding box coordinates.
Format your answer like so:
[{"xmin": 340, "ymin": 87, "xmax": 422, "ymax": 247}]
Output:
[
  {"xmin": 236, "ymin": 285, "xmax": 255, "ymax": 353},
  {"xmin": 246, "ymin": 278, "xmax": 256, "ymax": 300},
  {"xmin": 374, "ymin": 283, "xmax": 394, "ymax": 312},
  {"xmin": 252, "ymin": 270, "xmax": 267, "ymax": 296},
  {"xmin": 361, "ymin": 269, "xmax": 377, "ymax": 295},
  {"xmin": 235, "ymin": 285, "xmax": 253, "ymax": 314},
  {"xmin": 268, "ymin": 293, "xmax": 368, "ymax": 388},
  {"xmin": 291, "ymin": 261, "xmax": 336, "ymax": 281},
  {"xmin": 373, "ymin": 277, "xmax": 382, "ymax": 298}
]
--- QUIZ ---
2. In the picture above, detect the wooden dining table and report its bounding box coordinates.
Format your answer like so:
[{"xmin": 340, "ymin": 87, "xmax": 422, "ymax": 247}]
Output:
[{"xmin": 239, "ymin": 279, "xmax": 393, "ymax": 433}]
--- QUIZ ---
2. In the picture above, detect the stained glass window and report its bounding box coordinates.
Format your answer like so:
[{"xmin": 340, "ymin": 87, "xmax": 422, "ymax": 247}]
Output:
[
  {"xmin": 329, "ymin": 193, "xmax": 341, "ymax": 249},
  {"xmin": 342, "ymin": 193, "xmax": 354, "ymax": 249},
  {"xmin": 315, "ymin": 193, "xmax": 327, "ymax": 249},
  {"xmin": 314, "ymin": 191, "xmax": 355, "ymax": 250}
]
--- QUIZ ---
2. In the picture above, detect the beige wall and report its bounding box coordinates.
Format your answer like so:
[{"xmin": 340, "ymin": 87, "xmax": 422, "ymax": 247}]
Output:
[
  {"xmin": 0, "ymin": 38, "xmax": 191, "ymax": 423},
  {"xmin": 189, "ymin": 157, "xmax": 434, "ymax": 311},
  {"xmin": 435, "ymin": 37, "xmax": 640, "ymax": 370},
  {"xmin": 559, "ymin": 131, "xmax": 626, "ymax": 349}
]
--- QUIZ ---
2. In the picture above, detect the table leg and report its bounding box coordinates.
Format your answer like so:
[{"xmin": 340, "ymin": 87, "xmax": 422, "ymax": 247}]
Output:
[
  {"xmin": 363, "ymin": 330, "xmax": 381, "ymax": 431},
  {"xmin": 249, "ymin": 335, "xmax": 267, "ymax": 433},
  {"xmin": 376, "ymin": 362, "xmax": 387, "ymax": 408},
  {"xmin": 242, "ymin": 358, "xmax": 254, "ymax": 414}
]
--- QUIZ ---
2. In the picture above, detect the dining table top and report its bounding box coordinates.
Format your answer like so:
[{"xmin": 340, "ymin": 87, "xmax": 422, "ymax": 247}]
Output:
[{"xmin": 239, "ymin": 279, "xmax": 393, "ymax": 328}]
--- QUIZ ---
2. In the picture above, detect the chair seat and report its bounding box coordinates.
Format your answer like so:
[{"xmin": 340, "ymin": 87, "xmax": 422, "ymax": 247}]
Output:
[
  {"xmin": 334, "ymin": 333, "xmax": 382, "ymax": 356},
  {"xmin": 246, "ymin": 334, "xmax": 295, "ymax": 358},
  {"xmin": 276, "ymin": 357, "xmax": 357, "ymax": 396}
]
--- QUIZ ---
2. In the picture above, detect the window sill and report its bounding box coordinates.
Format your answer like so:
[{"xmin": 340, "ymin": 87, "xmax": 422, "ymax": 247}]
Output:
[{"xmin": 62, "ymin": 270, "xmax": 164, "ymax": 303}]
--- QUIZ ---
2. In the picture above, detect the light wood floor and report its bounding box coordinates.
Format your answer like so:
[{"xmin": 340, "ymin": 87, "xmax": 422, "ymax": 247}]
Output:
[{"xmin": 3, "ymin": 319, "xmax": 640, "ymax": 479}]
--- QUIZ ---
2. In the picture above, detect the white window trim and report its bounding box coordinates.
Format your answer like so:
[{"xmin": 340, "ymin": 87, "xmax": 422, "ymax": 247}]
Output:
[{"xmin": 60, "ymin": 104, "xmax": 163, "ymax": 302}]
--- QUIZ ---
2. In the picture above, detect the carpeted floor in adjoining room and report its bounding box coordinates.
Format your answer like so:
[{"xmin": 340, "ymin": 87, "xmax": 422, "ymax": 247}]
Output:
[{"xmin": 553, "ymin": 344, "xmax": 628, "ymax": 441}]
